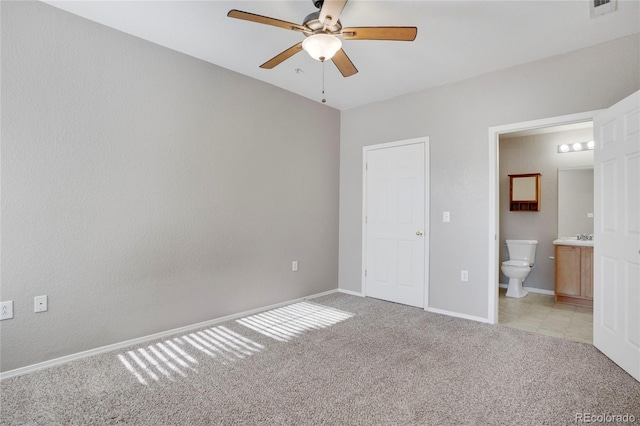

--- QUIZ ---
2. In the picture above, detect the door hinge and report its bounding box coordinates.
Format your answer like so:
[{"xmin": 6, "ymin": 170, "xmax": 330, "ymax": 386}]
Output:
[
  {"xmin": 365, "ymin": 215, "xmax": 367, "ymax": 223},
  {"xmin": 365, "ymin": 269, "xmax": 367, "ymax": 277},
  {"xmin": 366, "ymin": 163, "xmax": 368, "ymax": 171}
]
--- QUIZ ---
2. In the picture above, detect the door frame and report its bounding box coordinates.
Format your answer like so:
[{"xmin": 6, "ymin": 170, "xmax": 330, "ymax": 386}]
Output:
[
  {"xmin": 487, "ymin": 111, "xmax": 602, "ymax": 324},
  {"xmin": 362, "ymin": 137, "xmax": 430, "ymax": 309}
]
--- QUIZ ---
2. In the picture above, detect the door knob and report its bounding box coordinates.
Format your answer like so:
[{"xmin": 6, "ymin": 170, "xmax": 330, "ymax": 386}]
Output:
[{"xmin": 416, "ymin": 231, "xmax": 423, "ymax": 236}]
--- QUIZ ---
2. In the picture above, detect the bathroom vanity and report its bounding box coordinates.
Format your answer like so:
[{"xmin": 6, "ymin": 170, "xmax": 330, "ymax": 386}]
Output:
[{"xmin": 553, "ymin": 238, "xmax": 593, "ymax": 307}]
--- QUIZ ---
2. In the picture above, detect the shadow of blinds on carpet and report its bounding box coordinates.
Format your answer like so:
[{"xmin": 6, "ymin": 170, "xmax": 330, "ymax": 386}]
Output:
[
  {"xmin": 117, "ymin": 325, "xmax": 263, "ymax": 386},
  {"xmin": 236, "ymin": 302, "xmax": 355, "ymax": 341}
]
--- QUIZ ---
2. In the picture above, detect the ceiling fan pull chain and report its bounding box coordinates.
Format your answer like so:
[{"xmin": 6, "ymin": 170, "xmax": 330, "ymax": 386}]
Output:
[
  {"xmin": 321, "ymin": 61, "xmax": 326, "ymax": 103},
  {"xmin": 321, "ymin": 60, "xmax": 326, "ymax": 103}
]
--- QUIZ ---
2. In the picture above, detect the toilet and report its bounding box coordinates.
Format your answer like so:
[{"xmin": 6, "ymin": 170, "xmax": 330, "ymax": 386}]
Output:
[{"xmin": 501, "ymin": 239, "xmax": 538, "ymax": 298}]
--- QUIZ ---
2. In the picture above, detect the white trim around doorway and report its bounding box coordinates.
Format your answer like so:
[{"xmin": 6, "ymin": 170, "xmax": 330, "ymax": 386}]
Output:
[{"xmin": 487, "ymin": 111, "xmax": 602, "ymax": 324}]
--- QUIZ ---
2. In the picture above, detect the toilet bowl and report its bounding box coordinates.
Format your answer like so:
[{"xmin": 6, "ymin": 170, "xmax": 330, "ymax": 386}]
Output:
[
  {"xmin": 501, "ymin": 239, "xmax": 538, "ymax": 298},
  {"xmin": 501, "ymin": 260, "xmax": 531, "ymax": 298}
]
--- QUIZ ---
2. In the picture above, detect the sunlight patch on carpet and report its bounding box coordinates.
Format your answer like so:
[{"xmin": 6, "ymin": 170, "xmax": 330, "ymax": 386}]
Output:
[
  {"xmin": 236, "ymin": 302, "xmax": 354, "ymax": 342},
  {"xmin": 117, "ymin": 325, "xmax": 263, "ymax": 385}
]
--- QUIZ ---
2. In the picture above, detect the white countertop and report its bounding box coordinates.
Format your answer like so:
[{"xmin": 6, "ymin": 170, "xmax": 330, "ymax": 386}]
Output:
[{"xmin": 553, "ymin": 237, "xmax": 594, "ymax": 247}]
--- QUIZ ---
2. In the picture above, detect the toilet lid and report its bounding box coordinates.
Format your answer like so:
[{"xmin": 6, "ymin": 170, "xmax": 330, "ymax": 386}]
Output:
[{"xmin": 502, "ymin": 260, "xmax": 530, "ymax": 267}]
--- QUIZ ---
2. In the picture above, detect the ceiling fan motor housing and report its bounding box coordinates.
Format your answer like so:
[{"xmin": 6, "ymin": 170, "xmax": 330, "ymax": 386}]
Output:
[{"xmin": 303, "ymin": 11, "xmax": 342, "ymax": 33}]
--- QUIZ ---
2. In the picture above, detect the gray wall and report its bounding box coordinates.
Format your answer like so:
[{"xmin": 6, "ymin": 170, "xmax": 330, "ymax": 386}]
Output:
[
  {"xmin": 499, "ymin": 129, "xmax": 594, "ymax": 292},
  {"xmin": 339, "ymin": 34, "xmax": 640, "ymax": 318},
  {"xmin": 1, "ymin": 2, "xmax": 340, "ymax": 372}
]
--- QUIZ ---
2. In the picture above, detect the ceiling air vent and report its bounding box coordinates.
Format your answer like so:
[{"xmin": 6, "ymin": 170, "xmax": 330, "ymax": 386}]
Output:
[{"xmin": 590, "ymin": 0, "xmax": 617, "ymax": 18}]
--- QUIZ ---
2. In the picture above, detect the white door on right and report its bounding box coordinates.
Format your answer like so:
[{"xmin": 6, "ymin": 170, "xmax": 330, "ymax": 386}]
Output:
[{"xmin": 593, "ymin": 90, "xmax": 640, "ymax": 382}]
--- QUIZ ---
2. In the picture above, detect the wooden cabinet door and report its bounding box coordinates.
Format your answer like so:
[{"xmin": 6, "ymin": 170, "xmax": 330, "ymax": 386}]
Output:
[
  {"xmin": 555, "ymin": 245, "xmax": 581, "ymax": 296},
  {"xmin": 581, "ymin": 247, "xmax": 593, "ymax": 299}
]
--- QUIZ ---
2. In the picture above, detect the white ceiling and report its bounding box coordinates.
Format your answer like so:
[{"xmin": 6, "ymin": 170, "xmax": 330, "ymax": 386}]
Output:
[{"xmin": 44, "ymin": 1, "xmax": 640, "ymax": 110}]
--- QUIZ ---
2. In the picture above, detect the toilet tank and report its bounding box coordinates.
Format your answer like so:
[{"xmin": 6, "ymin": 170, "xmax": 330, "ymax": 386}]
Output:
[{"xmin": 506, "ymin": 240, "xmax": 538, "ymax": 265}]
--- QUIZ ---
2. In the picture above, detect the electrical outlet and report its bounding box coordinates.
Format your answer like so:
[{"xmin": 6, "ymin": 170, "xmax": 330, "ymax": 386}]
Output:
[
  {"xmin": 1, "ymin": 301, "xmax": 14, "ymax": 320},
  {"xmin": 292, "ymin": 261, "xmax": 298, "ymax": 272},
  {"xmin": 461, "ymin": 270, "xmax": 469, "ymax": 282},
  {"xmin": 34, "ymin": 295, "xmax": 47, "ymax": 313}
]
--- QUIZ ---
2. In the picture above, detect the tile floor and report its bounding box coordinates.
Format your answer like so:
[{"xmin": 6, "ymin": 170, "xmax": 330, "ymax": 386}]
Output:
[{"xmin": 499, "ymin": 288, "xmax": 593, "ymax": 344}]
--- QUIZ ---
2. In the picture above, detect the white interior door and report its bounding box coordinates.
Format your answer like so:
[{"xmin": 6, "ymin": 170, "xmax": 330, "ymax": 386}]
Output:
[
  {"xmin": 364, "ymin": 141, "xmax": 426, "ymax": 308},
  {"xmin": 593, "ymin": 90, "xmax": 640, "ymax": 381}
]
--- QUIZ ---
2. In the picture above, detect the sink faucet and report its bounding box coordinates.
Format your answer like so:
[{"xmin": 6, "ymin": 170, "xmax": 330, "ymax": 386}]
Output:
[{"xmin": 576, "ymin": 233, "xmax": 594, "ymax": 240}]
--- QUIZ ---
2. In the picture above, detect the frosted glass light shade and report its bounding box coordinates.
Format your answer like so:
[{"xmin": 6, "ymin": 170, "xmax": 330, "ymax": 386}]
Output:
[{"xmin": 302, "ymin": 34, "xmax": 342, "ymax": 61}]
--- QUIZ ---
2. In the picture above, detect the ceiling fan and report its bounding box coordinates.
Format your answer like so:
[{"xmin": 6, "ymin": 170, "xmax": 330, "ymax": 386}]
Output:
[{"xmin": 227, "ymin": 0, "xmax": 417, "ymax": 77}]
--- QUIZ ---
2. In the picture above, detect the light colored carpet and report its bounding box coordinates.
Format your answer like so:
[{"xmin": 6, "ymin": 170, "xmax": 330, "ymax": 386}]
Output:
[{"xmin": 1, "ymin": 293, "xmax": 638, "ymax": 425}]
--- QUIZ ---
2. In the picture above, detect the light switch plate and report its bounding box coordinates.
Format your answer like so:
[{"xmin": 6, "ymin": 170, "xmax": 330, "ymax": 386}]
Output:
[
  {"xmin": 1, "ymin": 301, "xmax": 14, "ymax": 320},
  {"xmin": 443, "ymin": 211, "xmax": 451, "ymax": 222}
]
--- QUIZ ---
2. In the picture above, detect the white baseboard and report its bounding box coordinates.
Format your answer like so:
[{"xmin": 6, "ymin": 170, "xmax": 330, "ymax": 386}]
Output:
[
  {"xmin": 1, "ymin": 289, "xmax": 340, "ymax": 381},
  {"xmin": 338, "ymin": 288, "xmax": 364, "ymax": 297},
  {"xmin": 499, "ymin": 283, "xmax": 555, "ymax": 296},
  {"xmin": 305, "ymin": 289, "xmax": 340, "ymax": 300},
  {"xmin": 340, "ymin": 290, "xmax": 489, "ymax": 325},
  {"xmin": 426, "ymin": 307, "xmax": 490, "ymax": 324}
]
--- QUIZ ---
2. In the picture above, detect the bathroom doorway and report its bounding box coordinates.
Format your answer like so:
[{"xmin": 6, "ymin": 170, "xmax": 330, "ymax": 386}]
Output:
[
  {"xmin": 496, "ymin": 122, "xmax": 594, "ymax": 343},
  {"xmin": 487, "ymin": 110, "xmax": 598, "ymax": 327}
]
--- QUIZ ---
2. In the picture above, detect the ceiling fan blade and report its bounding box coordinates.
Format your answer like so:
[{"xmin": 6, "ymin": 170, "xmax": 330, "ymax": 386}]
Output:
[
  {"xmin": 260, "ymin": 42, "xmax": 304, "ymax": 69},
  {"xmin": 227, "ymin": 10, "xmax": 308, "ymax": 33},
  {"xmin": 332, "ymin": 49, "xmax": 358, "ymax": 77},
  {"xmin": 319, "ymin": 0, "xmax": 348, "ymax": 27},
  {"xmin": 342, "ymin": 27, "xmax": 417, "ymax": 41}
]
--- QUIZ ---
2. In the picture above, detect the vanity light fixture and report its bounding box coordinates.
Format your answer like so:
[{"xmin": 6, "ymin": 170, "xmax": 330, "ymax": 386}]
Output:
[{"xmin": 557, "ymin": 141, "xmax": 595, "ymax": 154}]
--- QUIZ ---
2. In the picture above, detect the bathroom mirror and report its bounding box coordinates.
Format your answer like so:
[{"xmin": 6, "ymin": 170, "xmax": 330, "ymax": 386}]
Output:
[
  {"xmin": 509, "ymin": 173, "xmax": 541, "ymax": 211},
  {"xmin": 557, "ymin": 166, "xmax": 594, "ymax": 237}
]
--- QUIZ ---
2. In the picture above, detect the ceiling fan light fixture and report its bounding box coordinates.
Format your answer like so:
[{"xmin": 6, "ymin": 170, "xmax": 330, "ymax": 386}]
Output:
[{"xmin": 302, "ymin": 33, "xmax": 342, "ymax": 62}]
